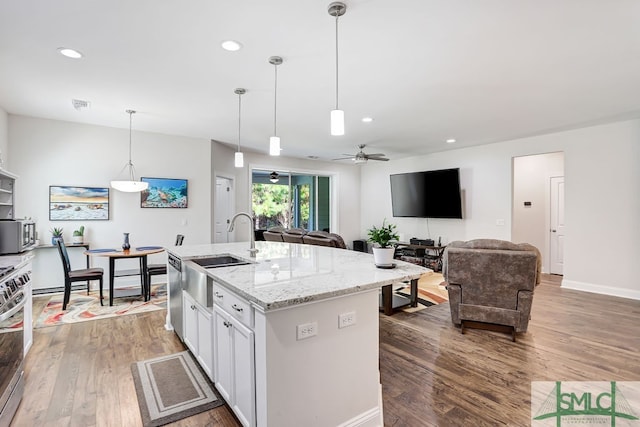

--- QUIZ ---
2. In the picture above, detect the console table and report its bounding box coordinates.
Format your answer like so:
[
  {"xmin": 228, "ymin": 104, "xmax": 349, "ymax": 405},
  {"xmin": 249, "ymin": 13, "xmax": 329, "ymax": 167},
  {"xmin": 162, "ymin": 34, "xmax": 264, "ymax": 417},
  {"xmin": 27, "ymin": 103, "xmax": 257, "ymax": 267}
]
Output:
[{"xmin": 394, "ymin": 242, "xmax": 446, "ymax": 272}]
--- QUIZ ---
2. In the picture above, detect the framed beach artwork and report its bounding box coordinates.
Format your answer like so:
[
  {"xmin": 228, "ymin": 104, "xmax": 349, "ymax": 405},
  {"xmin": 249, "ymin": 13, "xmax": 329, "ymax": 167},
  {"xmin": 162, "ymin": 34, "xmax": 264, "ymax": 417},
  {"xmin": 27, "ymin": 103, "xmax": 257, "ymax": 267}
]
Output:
[
  {"xmin": 49, "ymin": 186, "xmax": 110, "ymax": 220},
  {"xmin": 140, "ymin": 177, "xmax": 188, "ymax": 208}
]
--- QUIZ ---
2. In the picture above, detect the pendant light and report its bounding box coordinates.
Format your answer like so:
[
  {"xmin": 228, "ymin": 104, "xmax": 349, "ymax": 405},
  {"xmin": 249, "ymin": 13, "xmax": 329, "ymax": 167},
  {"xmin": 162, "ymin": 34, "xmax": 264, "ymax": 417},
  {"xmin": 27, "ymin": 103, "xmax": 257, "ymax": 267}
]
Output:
[
  {"xmin": 110, "ymin": 110, "xmax": 149, "ymax": 192},
  {"xmin": 269, "ymin": 56, "xmax": 283, "ymax": 156},
  {"xmin": 269, "ymin": 171, "xmax": 280, "ymax": 183},
  {"xmin": 328, "ymin": 2, "xmax": 346, "ymax": 136},
  {"xmin": 234, "ymin": 88, "xmax": 246, "ymax": 168}
]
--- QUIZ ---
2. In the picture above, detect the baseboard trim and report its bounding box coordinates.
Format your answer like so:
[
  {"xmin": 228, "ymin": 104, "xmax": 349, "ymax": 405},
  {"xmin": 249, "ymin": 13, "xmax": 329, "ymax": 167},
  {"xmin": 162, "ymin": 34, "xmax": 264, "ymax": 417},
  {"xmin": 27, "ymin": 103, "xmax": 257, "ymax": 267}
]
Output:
[
  {"xmin": 562, "ymin": 279, "xmax": 640, "ymax": 300},
  {"xmin": 336, "ymin": 407, "xmax": 381, "ymax": 427}
]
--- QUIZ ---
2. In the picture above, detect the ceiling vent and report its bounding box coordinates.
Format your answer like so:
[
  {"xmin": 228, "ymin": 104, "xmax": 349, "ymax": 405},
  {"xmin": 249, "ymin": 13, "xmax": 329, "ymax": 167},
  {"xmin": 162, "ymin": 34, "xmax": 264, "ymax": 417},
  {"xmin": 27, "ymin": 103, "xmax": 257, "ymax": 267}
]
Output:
[{"xmin": 72, "ymin": 99, "xmax": 90, "ymax": 111}]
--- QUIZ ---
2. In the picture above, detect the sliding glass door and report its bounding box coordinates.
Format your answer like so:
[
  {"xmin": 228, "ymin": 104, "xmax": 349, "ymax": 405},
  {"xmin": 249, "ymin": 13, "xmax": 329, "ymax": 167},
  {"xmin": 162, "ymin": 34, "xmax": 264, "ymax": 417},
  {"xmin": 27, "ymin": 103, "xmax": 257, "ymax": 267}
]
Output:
[{"xmin": 251, "ymin": 169, "xmax": 331, "ymax": 232}]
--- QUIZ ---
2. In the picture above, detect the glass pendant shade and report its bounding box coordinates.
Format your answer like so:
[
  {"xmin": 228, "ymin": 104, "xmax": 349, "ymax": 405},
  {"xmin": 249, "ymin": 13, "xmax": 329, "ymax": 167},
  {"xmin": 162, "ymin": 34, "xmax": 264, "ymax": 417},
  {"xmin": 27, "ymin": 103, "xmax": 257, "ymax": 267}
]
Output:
[
  {"xmin": 234, "ymin": 151, "xmax": 244, "ymax": 168},
  {"xmin": 111, "ymin": 179, "xmax": 148, "ymax": 192},
  {"xmin": 330, "ymin": 109, "xmax": 345, "ymax": 136},
  {"xmin": 269, "ymin": 136, "xmax": 281, "ymax": 156}
]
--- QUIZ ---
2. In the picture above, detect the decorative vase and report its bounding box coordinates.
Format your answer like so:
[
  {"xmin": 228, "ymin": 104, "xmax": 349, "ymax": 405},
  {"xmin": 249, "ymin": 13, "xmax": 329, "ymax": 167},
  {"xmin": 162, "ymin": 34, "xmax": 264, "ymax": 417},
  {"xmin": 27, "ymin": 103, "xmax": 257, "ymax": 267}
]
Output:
[
  {"xmin": 72, "ymin": 235, "xmax": 83, "ymax": 244},
  {"xmin": 122, "ymin": 233, "xmax": 131, "ymax": 251},
  {"xmin": 372, "ymin": 247, "xmax": 395, "ymax": 266}
]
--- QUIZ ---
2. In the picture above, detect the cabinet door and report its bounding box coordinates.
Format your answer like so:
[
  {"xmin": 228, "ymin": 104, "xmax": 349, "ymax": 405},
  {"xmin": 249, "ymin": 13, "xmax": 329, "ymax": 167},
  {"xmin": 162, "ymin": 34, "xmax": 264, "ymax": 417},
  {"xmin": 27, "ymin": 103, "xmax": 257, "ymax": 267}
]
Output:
[
  {"xmin": 196, "ymin": 306, "xmax": 213, "ymax": 381},
  {"xmin": 182, "ymin": 291, "xmax": 198, "ymax": 354},
  {"xmin": 230, "ymin": 315, "xmax": 256, "ymax": 427},
  {"xmin": 213, "ymin": 305, "xmax": 233, "ymax": 403}
]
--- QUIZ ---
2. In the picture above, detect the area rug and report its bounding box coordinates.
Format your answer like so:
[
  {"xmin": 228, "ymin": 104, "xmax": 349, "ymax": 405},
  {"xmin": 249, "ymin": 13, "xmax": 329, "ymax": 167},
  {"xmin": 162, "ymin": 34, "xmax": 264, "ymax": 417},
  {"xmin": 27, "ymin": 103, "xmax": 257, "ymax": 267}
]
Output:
[
  {"xmin": 33, "ymin": 284, "xmax": 167, "ymax": 328},
  {"xmin": 131, "ymin": 351, "xmax": 224, "ymax": 427},
  {"xmin": 396, "ymin": 272, "xmax": 448, "ymax": 312}
]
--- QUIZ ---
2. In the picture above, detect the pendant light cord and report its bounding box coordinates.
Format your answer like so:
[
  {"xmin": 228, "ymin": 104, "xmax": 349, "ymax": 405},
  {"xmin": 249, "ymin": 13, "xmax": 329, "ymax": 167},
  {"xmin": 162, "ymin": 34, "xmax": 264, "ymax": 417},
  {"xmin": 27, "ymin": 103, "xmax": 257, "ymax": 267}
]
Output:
[
  {"xmin": 238, "ymin": 92, "xmax": 242, "ymax": 152},
  {"xmin": 273, "ymin": 62, "xmax": 278, "ymax": 136},
  {"xmin": 127, "ymin": 110, "xmax": 135, "ymax": 180},
  {"xmin": 335, "ymin": 13, "xmax": 339, "ymax": 110}
]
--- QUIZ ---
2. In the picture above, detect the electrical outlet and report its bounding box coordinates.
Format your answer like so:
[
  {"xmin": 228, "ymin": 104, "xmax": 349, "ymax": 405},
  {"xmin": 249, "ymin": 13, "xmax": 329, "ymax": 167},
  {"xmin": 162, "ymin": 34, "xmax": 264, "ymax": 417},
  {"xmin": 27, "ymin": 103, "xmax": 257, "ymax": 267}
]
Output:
[
  {"xmin": 339, "ymin": 311, "xmax": 356, "ymax": 329},
  {"xmin": 296, "ymin": 322, "xmax": 318, "ymax": 340}
]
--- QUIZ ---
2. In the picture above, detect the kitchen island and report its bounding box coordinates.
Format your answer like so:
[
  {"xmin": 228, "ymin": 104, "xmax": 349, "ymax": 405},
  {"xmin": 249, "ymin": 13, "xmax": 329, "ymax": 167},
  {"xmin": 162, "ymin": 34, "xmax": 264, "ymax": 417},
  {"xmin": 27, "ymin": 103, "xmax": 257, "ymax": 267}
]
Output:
[{"xmin": 167, "ymin": 241, "xmax": 428, "ymax": 427}]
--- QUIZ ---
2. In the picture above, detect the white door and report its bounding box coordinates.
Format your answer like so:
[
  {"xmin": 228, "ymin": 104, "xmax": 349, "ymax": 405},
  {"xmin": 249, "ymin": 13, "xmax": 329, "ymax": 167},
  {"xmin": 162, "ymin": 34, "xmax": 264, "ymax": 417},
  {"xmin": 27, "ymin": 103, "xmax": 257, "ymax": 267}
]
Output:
[
  {"xmin": 549, "ymin": 176, "xmax": 565, "ymax": 274},
  {"xmin": 215, "ymin": 177, "xmax": 233, "ymax": 243}
]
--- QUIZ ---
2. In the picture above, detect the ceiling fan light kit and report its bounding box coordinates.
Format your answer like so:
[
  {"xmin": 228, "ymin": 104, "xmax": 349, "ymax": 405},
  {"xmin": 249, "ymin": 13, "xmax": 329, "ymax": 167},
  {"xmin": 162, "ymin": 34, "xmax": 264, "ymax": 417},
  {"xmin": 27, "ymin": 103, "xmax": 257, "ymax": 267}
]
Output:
[{"xmin": 333, "ymin": 144, "xmax": 389, "ymax": 164}]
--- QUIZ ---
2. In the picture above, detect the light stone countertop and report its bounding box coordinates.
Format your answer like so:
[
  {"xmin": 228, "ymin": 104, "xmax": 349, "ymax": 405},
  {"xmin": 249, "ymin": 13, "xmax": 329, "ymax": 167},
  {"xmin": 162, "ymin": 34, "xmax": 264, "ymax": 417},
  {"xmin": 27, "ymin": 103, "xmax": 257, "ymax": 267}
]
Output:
[
  {"xmin": 168, "ymin": 241, "xmax": 429, "ymax": 311},
  {"xmin": 0, "ymin": 252, "xmax": 35, "ymax": 271}
]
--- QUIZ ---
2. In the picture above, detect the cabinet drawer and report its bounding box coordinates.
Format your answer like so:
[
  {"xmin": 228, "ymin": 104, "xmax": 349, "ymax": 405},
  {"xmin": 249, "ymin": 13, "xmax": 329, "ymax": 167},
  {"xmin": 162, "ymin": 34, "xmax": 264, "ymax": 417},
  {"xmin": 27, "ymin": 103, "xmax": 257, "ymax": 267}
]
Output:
[{"xmin": 212, "ymin": 284, "xmax": 253, "ymax": 328}]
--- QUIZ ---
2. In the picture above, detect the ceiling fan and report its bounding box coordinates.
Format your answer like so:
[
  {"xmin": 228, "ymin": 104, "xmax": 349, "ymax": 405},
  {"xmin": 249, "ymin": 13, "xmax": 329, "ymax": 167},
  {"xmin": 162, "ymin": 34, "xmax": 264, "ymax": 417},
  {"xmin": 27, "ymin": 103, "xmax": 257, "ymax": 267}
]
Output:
[{"xmin": 333, "ymin": 144, "xmax": 389, "ymax": 164}]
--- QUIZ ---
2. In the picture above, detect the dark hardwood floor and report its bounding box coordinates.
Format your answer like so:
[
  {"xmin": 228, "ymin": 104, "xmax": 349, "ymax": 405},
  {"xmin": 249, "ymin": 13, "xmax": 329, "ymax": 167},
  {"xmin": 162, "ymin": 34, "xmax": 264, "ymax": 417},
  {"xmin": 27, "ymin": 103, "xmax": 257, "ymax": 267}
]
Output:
[{"xmin": 12, "ymin": 275, "xmax": 640, "ymax": 426}]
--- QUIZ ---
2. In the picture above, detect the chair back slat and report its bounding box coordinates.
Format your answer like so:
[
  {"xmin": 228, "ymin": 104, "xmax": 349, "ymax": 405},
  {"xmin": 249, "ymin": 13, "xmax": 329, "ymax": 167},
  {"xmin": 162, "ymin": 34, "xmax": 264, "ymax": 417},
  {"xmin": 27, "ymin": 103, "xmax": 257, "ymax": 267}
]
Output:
[{"xmin": 56, "ymin": 239, "xmax": 72, "ymax": 275}]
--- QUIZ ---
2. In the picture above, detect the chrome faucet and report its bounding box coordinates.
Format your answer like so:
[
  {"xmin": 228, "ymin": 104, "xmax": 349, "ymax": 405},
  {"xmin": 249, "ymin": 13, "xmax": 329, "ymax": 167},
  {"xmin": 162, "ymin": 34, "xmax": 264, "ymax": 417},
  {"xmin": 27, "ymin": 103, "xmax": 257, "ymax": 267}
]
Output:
[{"xmin": 228, "ymin": 212, "xmax": 259, "ymax": 257}]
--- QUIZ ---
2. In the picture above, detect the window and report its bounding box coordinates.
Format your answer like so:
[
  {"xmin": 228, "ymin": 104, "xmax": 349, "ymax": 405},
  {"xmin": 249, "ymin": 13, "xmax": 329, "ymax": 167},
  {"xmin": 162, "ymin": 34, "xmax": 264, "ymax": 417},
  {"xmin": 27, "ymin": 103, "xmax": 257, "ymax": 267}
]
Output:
[{"xmin": 251, "ymin": 169, "xmax": 331, "ymax": 232}]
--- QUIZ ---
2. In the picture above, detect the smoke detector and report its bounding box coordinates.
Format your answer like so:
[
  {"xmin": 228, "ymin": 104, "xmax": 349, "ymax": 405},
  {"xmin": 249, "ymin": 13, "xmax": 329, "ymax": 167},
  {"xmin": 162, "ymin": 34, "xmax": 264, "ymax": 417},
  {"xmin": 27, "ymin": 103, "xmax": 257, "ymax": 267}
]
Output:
[{"xmin": 72, "ymin": 99, "xmax": 91, "ymax": 111}]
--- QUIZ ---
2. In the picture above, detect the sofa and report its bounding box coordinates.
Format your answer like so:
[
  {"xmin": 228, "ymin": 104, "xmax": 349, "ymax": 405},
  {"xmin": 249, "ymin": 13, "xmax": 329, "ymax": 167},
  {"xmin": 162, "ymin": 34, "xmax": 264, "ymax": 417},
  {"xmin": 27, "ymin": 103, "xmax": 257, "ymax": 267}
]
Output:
[
  {"xmin": 262, "ymin": 227, "xmax": 347, "ymax": 249},
  {"xmin": 442, "ymin": 239, "xmax": 541, "ymax": 341}
]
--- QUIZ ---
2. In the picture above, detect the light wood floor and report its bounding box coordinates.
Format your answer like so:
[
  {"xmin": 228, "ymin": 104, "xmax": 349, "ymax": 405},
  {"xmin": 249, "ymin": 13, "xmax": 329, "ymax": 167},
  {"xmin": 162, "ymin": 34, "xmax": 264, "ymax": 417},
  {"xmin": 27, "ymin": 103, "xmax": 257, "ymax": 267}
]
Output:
[{"xmin": 13, "ymin": 275, "xmax": 640, "ymax": 426}]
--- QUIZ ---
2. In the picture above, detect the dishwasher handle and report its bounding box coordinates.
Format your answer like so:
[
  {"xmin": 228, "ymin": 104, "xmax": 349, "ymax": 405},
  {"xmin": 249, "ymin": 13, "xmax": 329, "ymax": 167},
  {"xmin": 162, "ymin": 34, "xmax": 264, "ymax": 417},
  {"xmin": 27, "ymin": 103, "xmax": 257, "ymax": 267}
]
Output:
[{"xmin": 168, "ymin": 254, "xmax": 182, "ymax": 271}]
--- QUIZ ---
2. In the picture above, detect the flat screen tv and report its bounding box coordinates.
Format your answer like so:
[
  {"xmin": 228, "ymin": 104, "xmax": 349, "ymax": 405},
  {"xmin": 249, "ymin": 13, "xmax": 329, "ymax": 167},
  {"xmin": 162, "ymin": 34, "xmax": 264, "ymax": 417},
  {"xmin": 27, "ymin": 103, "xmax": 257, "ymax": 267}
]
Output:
[{"xmin": 390, "ymin": 168, "xmax": 462, "ymax": 219}]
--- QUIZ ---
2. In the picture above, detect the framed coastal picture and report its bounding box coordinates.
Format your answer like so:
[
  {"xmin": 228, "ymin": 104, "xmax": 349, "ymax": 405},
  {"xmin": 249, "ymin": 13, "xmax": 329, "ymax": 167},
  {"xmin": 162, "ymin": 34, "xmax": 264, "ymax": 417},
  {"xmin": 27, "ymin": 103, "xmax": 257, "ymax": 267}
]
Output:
[
  {"xmin": 49, "ymin": 186, "xmax": 110, "ymax": 220},
  {"xmin": 140, "ymin": 177, "xmax": 188, "ymax": 208}
]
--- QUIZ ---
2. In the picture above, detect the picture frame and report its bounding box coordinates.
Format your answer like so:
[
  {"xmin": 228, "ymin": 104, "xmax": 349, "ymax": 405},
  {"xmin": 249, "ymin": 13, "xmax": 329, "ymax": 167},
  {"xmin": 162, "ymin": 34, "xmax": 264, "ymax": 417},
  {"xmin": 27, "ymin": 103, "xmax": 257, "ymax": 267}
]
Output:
[
  {"xmin": 49, "ymin": 186, "xmax": 110, "ymax": 220},
  {"xmin": 140, "ymin": 177, "xmax": 188, "ymax": 208}
]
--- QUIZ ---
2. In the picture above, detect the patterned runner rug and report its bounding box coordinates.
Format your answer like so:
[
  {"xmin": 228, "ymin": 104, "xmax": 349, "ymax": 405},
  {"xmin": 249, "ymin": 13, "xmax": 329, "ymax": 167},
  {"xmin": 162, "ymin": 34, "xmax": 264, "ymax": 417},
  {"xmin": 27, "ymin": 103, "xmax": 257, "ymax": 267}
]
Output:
[
  {"xmin": 131, "ymin": 351, "xmax": 224, "ymax": 427},
  {"xmin": 33, "ymin": 284, "xmax": 167, "ymax": 328}
]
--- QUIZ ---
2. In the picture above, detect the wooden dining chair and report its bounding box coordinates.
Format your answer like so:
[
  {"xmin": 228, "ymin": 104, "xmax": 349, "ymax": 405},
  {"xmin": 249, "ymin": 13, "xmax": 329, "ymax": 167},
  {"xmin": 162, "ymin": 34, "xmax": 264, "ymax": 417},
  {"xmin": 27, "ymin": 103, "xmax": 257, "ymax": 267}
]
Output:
[
  {"xmin": 145, "ymin": 234, "xmax": 184, "ymax": 300},
  {"xmin": 56, "ymin": 239, "xmax": 105, "ymax": 310}
]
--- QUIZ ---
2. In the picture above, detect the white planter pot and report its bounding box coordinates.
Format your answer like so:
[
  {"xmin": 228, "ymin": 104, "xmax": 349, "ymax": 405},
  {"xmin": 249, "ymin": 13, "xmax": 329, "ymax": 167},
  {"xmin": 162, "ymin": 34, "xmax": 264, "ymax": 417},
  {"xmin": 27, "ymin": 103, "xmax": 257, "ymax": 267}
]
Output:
[
  {"xmin": 372, "ymin": 247, "xmax": 395, "ymax": 266},
  {"xmin": 71, "ymin": 236, "xmax": 84, "ymax": 244}
]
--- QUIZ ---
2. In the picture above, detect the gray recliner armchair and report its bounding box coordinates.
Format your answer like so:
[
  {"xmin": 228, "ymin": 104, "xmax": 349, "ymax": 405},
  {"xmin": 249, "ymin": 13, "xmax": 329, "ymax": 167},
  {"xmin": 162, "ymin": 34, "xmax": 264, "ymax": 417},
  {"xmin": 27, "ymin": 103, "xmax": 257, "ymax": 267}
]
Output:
[{"xmin": 442, "ymin": 239, "xmax": 541, "ymax": 341}]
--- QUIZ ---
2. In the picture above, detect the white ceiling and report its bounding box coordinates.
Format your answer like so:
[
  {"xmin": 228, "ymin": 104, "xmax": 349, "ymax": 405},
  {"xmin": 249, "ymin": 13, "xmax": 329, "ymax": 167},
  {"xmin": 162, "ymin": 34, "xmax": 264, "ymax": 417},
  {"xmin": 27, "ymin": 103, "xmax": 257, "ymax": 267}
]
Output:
[{"xmin": 1, "ymin": 0, "xmax": 640, "ymax": 162}]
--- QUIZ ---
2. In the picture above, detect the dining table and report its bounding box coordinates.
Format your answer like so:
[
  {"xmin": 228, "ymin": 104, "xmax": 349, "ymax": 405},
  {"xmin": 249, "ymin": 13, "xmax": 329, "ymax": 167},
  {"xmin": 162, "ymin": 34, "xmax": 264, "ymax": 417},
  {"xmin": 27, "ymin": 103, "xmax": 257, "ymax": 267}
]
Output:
[{"xmin": 84, "ymin": 246, "xmax": 165, "ymax": 306}]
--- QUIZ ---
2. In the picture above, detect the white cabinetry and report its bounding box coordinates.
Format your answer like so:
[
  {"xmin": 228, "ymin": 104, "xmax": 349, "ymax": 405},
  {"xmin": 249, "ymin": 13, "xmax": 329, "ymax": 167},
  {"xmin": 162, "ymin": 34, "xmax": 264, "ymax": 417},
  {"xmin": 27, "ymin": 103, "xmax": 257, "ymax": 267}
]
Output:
[
  {"xmin": 182, "ymin": 290, "xmax": 213, "ymax": 380},
  {"xmin": 212, "ymin": 287, "xmax": 255, "ymax": 427},
  {"xmin": 0, "ymin": 169, "xmax": 16, "ymax": 219}
]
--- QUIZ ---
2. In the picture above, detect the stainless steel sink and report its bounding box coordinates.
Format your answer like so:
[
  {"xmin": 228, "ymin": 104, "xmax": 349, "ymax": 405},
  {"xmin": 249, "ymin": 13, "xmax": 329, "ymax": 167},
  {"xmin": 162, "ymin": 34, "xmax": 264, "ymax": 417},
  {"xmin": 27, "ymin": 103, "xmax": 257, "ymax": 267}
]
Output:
[{"xmin": 192, "ymin": 255, "xmax": 252, "ymax": 268}]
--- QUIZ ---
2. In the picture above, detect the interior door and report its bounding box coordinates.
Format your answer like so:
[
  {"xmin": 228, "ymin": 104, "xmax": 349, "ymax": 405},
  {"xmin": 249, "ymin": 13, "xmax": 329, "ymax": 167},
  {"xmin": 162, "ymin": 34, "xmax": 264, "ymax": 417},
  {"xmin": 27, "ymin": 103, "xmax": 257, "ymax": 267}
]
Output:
[
  {"xmin": 214, "ymin": 177, "xmax": 233, "ymax": 243},
  {"xmin": 549, "ymin": 176, "xmax": 565, "ymax": 274}
]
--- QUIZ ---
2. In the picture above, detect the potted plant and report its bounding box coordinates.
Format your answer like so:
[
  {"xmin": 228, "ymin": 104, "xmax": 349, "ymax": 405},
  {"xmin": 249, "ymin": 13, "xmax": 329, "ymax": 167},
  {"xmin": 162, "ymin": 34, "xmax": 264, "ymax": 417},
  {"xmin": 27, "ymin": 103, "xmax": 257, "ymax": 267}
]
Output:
[
  {"xmin": 50, "ymin": 227, "xmax": 64, "ymax": 245},
  {"xmin": 367, "ymin": 219, "xmax": 399, "ymax": 266},
  {"xmin": 72, "ymin": 225, "xmax": 85, "ymax": 244}
]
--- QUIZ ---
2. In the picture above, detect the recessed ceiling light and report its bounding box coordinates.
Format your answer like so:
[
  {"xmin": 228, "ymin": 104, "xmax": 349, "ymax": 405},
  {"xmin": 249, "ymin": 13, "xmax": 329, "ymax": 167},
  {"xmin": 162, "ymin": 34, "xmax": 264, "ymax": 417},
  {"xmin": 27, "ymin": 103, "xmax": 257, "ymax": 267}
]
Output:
[
  {"xmin": 57, "ymin": 47, "xmax": 83, "ymax": 59},
  {"xmin": 307, "ymin": 155, "xmax": 319, "ymax": 160},
  {"xmin": 221, "ymin": 40, "xmax": 242, "ymax": 51},
  {"xmin": 446, "ymin": 139, "xmax": 456, "ymax": 144},
  {"xmin": 362, "ymin": 117, "xmax": 373, "ymax": 123}
]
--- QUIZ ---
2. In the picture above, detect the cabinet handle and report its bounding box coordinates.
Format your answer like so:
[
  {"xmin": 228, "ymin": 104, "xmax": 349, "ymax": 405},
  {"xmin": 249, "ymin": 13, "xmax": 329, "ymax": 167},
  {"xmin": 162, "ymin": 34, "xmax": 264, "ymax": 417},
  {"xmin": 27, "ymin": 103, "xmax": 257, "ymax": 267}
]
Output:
[
  {"xmin": 232, "ymin": 304, "xmax": 243, "ymax": 313},
  {"xmin": 215, "ymin": 292, "xmax": 224, "ymax": 299}
]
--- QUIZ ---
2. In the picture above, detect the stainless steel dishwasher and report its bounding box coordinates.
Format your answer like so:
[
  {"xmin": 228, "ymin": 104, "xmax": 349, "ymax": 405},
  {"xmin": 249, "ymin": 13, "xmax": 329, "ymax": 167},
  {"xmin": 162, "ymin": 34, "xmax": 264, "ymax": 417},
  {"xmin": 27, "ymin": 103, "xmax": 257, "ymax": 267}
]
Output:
[{"xmin": 168, "ymin": 253, "xmax": 185, "ymax": 340}]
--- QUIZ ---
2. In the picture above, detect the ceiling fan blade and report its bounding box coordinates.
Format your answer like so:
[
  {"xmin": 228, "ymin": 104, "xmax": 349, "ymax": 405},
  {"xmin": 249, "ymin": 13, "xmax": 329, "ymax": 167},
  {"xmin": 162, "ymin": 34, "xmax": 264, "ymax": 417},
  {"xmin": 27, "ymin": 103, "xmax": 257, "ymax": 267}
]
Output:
[
  {"xmin": 368, "ymin": 157, "xmax": 389, "ymax": 161},
  {"xmin": 332, "ymin": 156, "xmax": 355, "ymax": 161},
  {"xmin": 364, "ymin": 153, "xmax": 386, "ymax": 158}
]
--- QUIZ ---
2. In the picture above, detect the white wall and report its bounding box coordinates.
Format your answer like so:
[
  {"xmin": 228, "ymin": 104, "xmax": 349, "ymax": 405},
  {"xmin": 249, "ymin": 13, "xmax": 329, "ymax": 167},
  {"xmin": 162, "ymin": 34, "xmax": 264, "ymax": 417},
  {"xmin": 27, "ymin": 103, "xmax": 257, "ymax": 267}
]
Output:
[
  {"xmin": 0, "ymin": 107, "xmax": 7, "ymax": 169},
  {"xmin": 8, "ymin": 115, "xmax": 212, "ymax": 274},
  {"xmin": 211, "ymin": 141, "xmax": 362, "ymax": 247},
  {"xmin": 512, "ymin": 152, "xmax": 565, "ymax": 273},
  {"xmin": 360, "ymin": 119, "xmax": 640, "ymax": 299}
]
